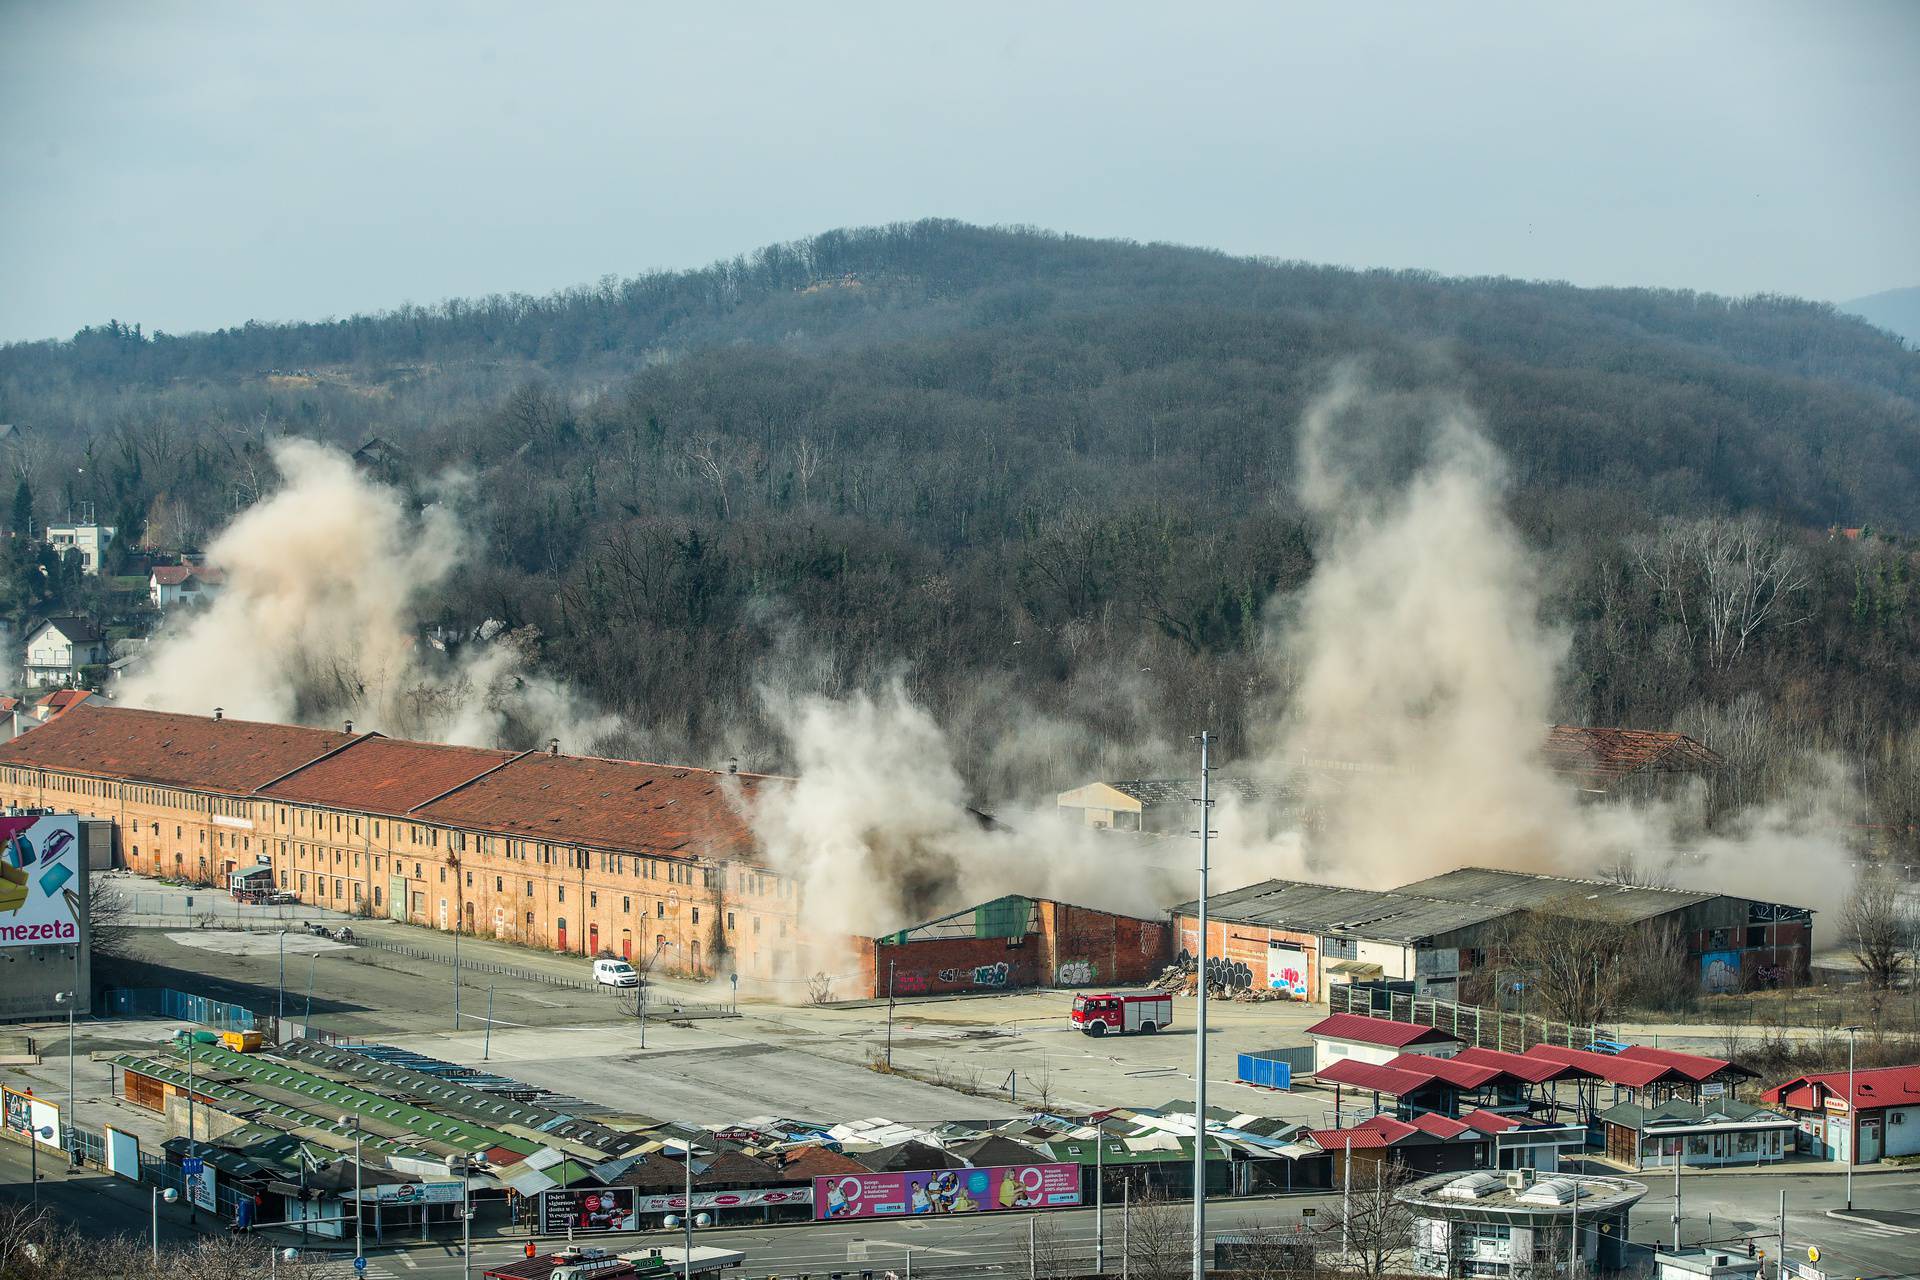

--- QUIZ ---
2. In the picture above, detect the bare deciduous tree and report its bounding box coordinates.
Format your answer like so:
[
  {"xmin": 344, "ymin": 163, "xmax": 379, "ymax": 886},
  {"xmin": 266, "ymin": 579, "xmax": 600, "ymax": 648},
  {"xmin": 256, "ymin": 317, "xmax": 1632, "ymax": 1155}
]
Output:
[
  {"xmin": 1490, "ymin": 906, "xmax": 1630, "ymax": 1026},
  {"xmin": 1121, "ymin": 1188, "xmax": 1190, "ymax": 1280},
  {"xmin": 1326, "ymin": 1156, "xmax": 1416, "ymax": 1274},
  {"xmin": 1843, "ymin": 869, "xmax": 1914, "ymax": 989},
  {"xmin": 1631, "ymin": 516, "xmax": 1812, "ymax": 672}
]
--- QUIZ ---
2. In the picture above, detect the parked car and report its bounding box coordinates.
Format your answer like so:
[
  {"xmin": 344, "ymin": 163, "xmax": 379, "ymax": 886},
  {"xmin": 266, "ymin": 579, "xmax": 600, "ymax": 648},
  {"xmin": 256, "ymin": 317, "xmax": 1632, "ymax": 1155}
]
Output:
[{"xmin": 593, "ymin": 958, "xmax": 640, "ymax": 987}]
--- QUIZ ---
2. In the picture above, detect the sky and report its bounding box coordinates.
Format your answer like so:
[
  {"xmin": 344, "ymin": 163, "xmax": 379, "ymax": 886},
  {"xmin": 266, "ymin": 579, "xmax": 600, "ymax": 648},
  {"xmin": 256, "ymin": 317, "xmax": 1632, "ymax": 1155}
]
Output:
[{"xmin": 1, "ymin": 1, "xmax": 1916, "ymax": 344}]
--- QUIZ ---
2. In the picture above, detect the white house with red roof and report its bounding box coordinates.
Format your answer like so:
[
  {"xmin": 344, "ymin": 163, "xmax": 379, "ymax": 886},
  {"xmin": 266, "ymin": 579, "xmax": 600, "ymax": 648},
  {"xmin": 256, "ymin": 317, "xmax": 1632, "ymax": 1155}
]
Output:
[
  {"xmin": 1761, "ymin": 1063, "xmax": 1920, "ymax": 1163},
  {"xmin": 149, "ymin": 563, "xmax": 224, "ymax": 609},
  {"xmin": 1306, "ymin": 1011, "xmax": 1460, "ymax": 1071}
]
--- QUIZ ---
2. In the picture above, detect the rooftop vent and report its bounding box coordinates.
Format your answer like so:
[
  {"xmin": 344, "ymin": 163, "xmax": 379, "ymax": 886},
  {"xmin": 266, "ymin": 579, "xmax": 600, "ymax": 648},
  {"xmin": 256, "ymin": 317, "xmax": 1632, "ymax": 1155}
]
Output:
[
  {"xmin": 213, "ymin": 707, "xmax": 223, "ymax": 720},
  {"xmin": 547, "ymin": 738, "xmax": 560, "ymax": 756},
  {"xmin": 345, "ymin": 720, "xmax": 354, "ymax": 733}
]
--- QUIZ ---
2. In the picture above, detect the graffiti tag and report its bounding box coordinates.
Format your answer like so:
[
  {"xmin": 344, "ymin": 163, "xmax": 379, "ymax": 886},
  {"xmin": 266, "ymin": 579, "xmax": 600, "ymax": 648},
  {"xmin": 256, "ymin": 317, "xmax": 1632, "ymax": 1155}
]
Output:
[{"xmin": 1057, "ymin": 960, "xmax": 1096, "ymax": 986}]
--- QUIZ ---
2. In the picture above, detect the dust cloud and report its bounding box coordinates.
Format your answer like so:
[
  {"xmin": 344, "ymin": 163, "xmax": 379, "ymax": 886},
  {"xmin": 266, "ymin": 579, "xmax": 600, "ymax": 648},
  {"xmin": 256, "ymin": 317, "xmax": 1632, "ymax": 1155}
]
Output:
[{"xmin": 116, "ymin": 438, "xmax": 616, "ymax": 752}]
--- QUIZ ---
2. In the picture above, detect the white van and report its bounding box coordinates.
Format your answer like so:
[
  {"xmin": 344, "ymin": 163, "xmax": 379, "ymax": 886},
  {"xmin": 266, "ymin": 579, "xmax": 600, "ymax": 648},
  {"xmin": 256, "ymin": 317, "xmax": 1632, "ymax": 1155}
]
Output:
[{"xmin": 592, "ymin": 958, "xmax": 640, "ymax": 987}]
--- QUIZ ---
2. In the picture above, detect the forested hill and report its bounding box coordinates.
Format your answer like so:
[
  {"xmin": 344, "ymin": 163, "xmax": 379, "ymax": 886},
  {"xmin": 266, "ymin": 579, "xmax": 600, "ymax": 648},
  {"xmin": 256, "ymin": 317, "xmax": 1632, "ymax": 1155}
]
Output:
[
  {"xmin": 6, "ymin": 222, "xmax": 1920, "ymax": 823},
  {"xmin": 4, "ymin": 220, "xmax": 1919, "ymax": 532}
]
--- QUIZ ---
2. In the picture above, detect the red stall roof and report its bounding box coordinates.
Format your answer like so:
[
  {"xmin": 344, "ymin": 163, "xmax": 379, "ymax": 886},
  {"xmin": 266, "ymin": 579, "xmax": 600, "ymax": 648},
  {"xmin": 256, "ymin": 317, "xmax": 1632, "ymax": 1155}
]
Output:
[
  {"xmin": 1616, "ymin": 1044, "xmax": 1758, "ymax": 1081},
  {"xmin": 1314, "ymin": 1059, "xmax": 1458, "ymax": 1097},
  {"xmin": 1453, "ymin": 1046, "xmax": 1594, "ymax": 1084},
  {"xmin": 1305, "ymin": 1013, "xmax": 1461, "ymax": 1049},
  {"xmin": 1526, "ymin": 1044, "xmax": 1684, "ymax": 1089},
  {"xmin": 1386, "ymin": 1053, "xmax": 1503, "ymax": 1090}
]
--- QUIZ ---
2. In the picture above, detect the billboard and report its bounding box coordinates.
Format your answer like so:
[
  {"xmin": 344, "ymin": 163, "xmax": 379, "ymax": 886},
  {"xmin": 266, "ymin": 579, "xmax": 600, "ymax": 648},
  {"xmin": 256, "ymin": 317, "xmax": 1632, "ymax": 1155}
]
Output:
[
  {"xmin": 354, "ymin": 1181, "xmax": 464, "ymax": 1204},
  {"xmin": 631, "ymin": 1188, "xmax": 812, "ymax": 1213},
  {"xmin": 815, "ymin": 1162, "xmax": 1082, "ymax": 1220},
  {"xmin": 105, "ymin": 1126, "xmax": 141, "ymax": 1180},
  {"xmin": 539, "ymin": 1186, "xmax": 637, "ymax": 1234},
  {"xmin": 0, "ymin": 815, "xmax": 82, "ymax": 949},
  {"xmin": 1, "ymin": 1086, "xmax": 61, "ymax": 1149},
  {"xmin": 182, "ymin": 1156, "xmax": 217, "ymax": 1214}
]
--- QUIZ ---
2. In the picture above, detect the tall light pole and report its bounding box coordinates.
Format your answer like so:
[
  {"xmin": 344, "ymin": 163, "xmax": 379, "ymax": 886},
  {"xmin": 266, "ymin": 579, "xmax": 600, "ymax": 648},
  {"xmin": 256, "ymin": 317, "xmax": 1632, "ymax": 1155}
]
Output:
[
  {"xmin": 340, "ymin": 1111, "xmax": 363, "ymax": 1269},
  {"xmin": 1841, "ymin": 1024, "xmax": 1861, "ymax": 1211},
  {"xmin": 1191, "ymin": 730, "xmax": 1212, "ymax": 1280},
  {"xmin": 885, "ymin": 959, "xmax": 896, "ymax": 1070},
  {"xmin": 461, "ymin": 1150, "xmax": 485, "ymax": 1280},
  {"xmin": 1094, "ymin": 1119, "xmax": 1105, "ymax": 1275},
  {"xmin": 54, "ymin": 990, "xmax": 75, "ymax": 1166},
  {"xmin": 454, "ymin": 921, "xmax": 462, "ymax": 1030},
  {"xmin": 277, "ymin": 930, "xmax": 287, "ymax": 1034}
]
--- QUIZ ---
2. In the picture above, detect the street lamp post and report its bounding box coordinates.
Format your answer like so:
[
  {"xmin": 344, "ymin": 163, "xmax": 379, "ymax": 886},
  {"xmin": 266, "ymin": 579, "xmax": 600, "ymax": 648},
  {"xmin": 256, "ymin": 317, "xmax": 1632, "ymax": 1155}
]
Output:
[
  {"xmin": 29, "ymin": 1123, "xmax": 53, "ymax": 1203},
  {"xmin": 460, "ymin": 1150, "xmax": 485, "ymax": 1280},
  {"xmin": 1190, "ymin": 730, "xmax": 1213, "ymax": 1280},
  {"xmin": 638, "ymin": 940, "xmax": 674, "ymax": 1048},
  {"xmin": 339, "ymin": 1111, "xmax": 363, "ymax": 1269},
  {"xmin": 1094, "ymin": 1121, "xmax": 1105, "ymax": 1275},
  {"xmin": 53, "ymin": 990, "xmax": 75, "ymax": 1166},
  {"xmin": 277, "ymin": 930, "xmax": 286, "ymax": 1033},
  {"xmin": 152, "ymin": 1185, "xmax": 178, "ymax": 1257},
  {"xmin": 1841, "ymin": 1024, "xmax": 1861, "ymax": 1211}
]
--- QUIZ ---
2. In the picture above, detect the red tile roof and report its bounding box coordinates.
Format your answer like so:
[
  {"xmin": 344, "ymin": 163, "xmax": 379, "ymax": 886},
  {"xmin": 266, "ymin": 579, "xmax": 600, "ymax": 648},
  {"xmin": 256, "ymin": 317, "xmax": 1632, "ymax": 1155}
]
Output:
[
  {"xmin": 1541, "ymin": 725, "xmax": 1724, "ymax": 787},
  {"xmin": 1452, "ymin": 1046, "xmax": 1591, "ymax": 1084},
  {"xmin": 1305, "ymin": 1013, "xmax": 1460, "ymax": 1049},
  {"xmin": 0, "ymin": 702, "xmax": 771, "ymax": 862},
  {"xmin": 151, "ymin": 565, "xmax": 194, "ymax": 585},
  {"xmin": 414, "ymin": 751, "xmax": 764, "ymax": 861},
  {"xmin": 1761, "ymin": 1064, "xmax": 1920, "ymax": 1113},
  {"xmin": 0, "ymin": 702, "xmax": 352, "ymax": 795},
  {"xmin": 261, "ymin": 736, "xmax": 519, "ymax": 816},
  {"xmin": 1314, "ymin": 1059, "xmax": 1456, "ymax": 1097}
]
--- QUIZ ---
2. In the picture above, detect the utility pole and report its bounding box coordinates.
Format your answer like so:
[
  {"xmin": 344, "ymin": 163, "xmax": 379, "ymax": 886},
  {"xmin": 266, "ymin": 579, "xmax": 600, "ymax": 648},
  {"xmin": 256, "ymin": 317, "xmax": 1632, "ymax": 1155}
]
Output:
[
  {"xmin": 1777, "ymin": 1189, "xmax": 1786, "ymax": 1280},
  {"xmin": 1570, "ymin": 1173, "xmax": 1578, "ymax": 1277},
  {"xmin": 1342, "ymin": 1134, "xmax": 1352, "ymax": 1263},
  {"xmin": 1095, "ymin": 1122, "xmax": 1105, "ymax": 1275},
  {"xmin": 886, "ymin": 959, "xmax": 896, "ymax": 1069},
  {"xmin": 1672, "ymin": 1139, "xmax": 1681, "ymax": 1250},
  {"xmin": 454, "ymin": 925, "xmax": 462, "ymax": 1030},
  {"xmin": 484, "ymin": 985, "xmax": 495, "ymax": 1061},
  {"xmin": 1028, "ymin": 1215, "xmax": 1036, "ymax": 1279},
  {"xmin": 682, "ymin": 1149, "xmax": 694, "ymax": 1280},
  {"xmin": 277, "ymin": 931, "xmax": 286, "ymax": 1034},
  {"xmin": 1191, "ymin": 729, "xmax": 1212, "ymax": 1280},
  {"xmin": 340, "ymin": 1110, "xmax": 364, "ymax": 1270},
  {"xmin": 1122, "ymin": 1178, "xmax": 1130, "ymax": 1280}
]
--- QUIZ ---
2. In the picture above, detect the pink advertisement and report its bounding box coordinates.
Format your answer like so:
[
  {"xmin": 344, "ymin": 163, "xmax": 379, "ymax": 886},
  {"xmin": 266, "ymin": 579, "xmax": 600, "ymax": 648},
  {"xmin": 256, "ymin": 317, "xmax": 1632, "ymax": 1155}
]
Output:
[{"xmin": 814, "ymin": 1162, "xmax": 1082, "ymax": 1220}]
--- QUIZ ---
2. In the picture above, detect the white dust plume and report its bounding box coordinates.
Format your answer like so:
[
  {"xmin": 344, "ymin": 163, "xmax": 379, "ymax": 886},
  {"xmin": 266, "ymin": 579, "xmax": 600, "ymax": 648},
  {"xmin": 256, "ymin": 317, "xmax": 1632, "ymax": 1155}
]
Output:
[{"xmin": 116, "ymin": 438, "xmax": 616, "ymax": 751}]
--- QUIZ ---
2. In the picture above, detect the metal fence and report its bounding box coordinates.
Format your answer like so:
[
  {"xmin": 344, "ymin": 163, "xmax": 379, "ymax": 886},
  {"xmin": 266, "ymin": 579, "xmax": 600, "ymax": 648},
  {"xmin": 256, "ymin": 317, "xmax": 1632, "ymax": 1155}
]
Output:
[
  {"xmin": 100, "ymin": 986, "xmax": 259, "ymax": 1031},
  {"xmin": 350, "ymin": 935, "xmax": 737, "ymax": 1016},
  {"xmin": 2, "ymin": 1117, "xmax": 250, "ymax": 1221},
  {"xmin": 1330, "ymin": 983, "xmax": 1610, "ymax": 1052}
]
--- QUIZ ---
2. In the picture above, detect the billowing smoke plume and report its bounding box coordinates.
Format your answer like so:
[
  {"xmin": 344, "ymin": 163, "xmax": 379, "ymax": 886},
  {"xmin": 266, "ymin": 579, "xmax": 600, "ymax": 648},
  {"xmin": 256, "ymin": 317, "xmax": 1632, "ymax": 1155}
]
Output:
[
  {"xmin": 118, "ymin": 438, "xmax": 616, "ymax": 751},
  {"xmin": 1241, "ymin": 374, "xmax": 1586, "ymax": 882},
  {"xmin": 1229, "ymin": 371, "xmax": 1858, "ymax": 920},
  {"xmin": 744, "ymin": 681, "xmax": 1181, "ymax": 947}
]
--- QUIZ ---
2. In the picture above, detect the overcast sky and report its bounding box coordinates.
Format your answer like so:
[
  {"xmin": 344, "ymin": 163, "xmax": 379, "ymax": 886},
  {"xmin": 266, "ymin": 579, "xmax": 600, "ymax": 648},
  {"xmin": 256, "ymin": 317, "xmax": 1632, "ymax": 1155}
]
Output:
[{"xmin": 2, "ymin": 1, "xmax": 1915, "ymax": 344}]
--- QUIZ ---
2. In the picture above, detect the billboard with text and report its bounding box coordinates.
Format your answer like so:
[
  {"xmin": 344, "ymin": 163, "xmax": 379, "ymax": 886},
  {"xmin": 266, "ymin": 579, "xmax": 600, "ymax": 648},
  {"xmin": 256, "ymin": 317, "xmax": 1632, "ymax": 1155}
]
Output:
[
  {"xmin": 815, "ymin": 1162, "xmax": 1081, "ymax": 1220},
  {"xmin": 0, "ymin": 815, "xmax": 82, "ymax": 949}
]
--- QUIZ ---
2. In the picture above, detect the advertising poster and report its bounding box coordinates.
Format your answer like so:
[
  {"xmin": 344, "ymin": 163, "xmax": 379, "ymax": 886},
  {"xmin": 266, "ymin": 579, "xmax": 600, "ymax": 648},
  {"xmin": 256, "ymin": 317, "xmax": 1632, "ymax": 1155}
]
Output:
[
  {"xmin": 0, "ymin": 815, "xmax": 82, "ymax": 948},
  {"xmin": 539, "ymin": 1186, "xmax": 637, "ymax": 1234},
  {"xmin": 1, "ymin": 1086, "xmax": 61, "ymax": 1149},
  {"xmin": 815, "ymin": 1162, "xmax": 1082, "ymax": 1221},
  {"xmin": 182, "ymin": 1158, "xmax": 217, "ymax": 1214},
  {"xmin": 356, "ymin": 1181, "xmax": 464, "ymax": 1204},
  {"xmin": 632, "ymin": 1188, "xmax": 812, "ymax": 1213}
]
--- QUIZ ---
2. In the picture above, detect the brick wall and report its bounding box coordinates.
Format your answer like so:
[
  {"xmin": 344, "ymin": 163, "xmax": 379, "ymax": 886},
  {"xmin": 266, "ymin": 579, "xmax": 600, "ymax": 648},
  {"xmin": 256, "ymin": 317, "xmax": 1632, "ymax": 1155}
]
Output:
[{"xmin": 864, "ymin": 901, "xmax": 1171, "ymax": 999}]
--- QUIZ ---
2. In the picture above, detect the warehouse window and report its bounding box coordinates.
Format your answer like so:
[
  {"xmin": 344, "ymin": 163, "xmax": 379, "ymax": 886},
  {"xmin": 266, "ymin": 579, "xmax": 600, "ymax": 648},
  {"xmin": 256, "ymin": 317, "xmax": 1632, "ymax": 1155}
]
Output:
[
  {"xmin": 374, "ymin": 886, "xmax": 383, "ymax": 906},
  {"xmin": 726, "ymin": 912, "xmax": 735, "ymax": 931},
  {"xmin": 557, "ymin": 887, "xmax": 565, "ymax": 902},
  {"xmin": 589, "ymin": 892, "xmax": 598, "ymax": 908},
  {"xmin": 692, "ymin": 908, "xmax": 700, "ymax": 925},
  {"xmin": 656, "ymin": 901, "xmax": 664, "ymax": 918},
  {"xmin": 527, "ymin": 912, "xmax": 535, "ymax": 926},
  {"xmin": 438, "ymin": 867, "xmax": 446, "ymax": 883},
  {"xmin": 622, "ymin": 896, "xmax": 630, "ymax": 912},
  {"xmin": 496, "ymin": 877, "xmax": 503, "ymax": 892},
  {"xmin": 526, "ymin": 881, "xmax": 534, "ymax": 895}
]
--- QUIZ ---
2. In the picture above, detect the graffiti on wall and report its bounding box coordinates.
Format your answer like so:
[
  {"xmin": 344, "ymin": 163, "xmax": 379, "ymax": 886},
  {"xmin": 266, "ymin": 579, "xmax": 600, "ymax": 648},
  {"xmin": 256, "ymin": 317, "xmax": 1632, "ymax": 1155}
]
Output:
[
  {"xmin": 937, "ymin": 961, "xmax": 1011, "ymax": 988},
  {"xmin": 1057, "ymin": 960, "xmax": 1096, "ymax": 986},
  {"xmin": 1700, "ymin": 950, "xmax": 1742, "ymax": 994},
  {"xmin": 891, "ymin": 969, "xmax": 930, "ymax": 995}
]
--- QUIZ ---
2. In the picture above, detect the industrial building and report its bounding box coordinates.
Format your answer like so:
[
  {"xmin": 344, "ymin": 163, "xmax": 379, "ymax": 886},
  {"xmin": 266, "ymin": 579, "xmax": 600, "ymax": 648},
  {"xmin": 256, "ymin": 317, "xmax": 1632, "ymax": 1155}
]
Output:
[
  {"xmin": 1398, "ymin": 1168, "xmax": 1649, "ymax": 1278},
  {"xmin": 0, "ymin": 703, "xmax": 805, "ymax": 983},
  {"xmin": 1172, "ymin": 867, "xmax": 1813, "ymax": 1001},
  {"xmin": 855, "ymin": 894, "xmax": 1169, "ymax": 1000}
]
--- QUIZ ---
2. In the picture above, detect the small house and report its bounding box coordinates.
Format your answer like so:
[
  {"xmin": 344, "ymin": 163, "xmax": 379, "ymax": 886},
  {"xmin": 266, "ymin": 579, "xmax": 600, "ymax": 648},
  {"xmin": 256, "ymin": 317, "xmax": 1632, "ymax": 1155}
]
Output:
[
  {"xmin": 23, "ymin": 617, "xmax": 108, "ymax": 688},
  {"xmin": 1306, "ymin": 1012, "xmax": 1460, "ymax": 1071},
  {"xmin": 1761, "ymin": 1063, "xmax": 1920, "ymax": 1164}
]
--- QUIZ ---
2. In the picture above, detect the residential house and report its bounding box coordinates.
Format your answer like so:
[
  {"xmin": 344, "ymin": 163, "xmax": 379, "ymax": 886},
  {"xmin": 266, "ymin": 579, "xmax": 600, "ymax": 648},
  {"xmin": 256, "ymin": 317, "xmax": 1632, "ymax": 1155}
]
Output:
[
  {"xmin": 150, "ymin": 563, "xmax": 225, "ymax": 608},
  {"xmin": 22, "ymin": 617, "xmax": 108, "ymax": 687},
  {"xmin": 44, "ymin": 521, "xmax": 116, "ymax": 575}
]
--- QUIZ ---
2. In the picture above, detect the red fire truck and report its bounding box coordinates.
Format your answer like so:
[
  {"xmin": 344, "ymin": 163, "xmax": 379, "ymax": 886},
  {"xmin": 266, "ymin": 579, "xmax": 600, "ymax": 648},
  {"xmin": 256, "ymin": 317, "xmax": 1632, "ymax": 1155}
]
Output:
[{"xmin": 1070, "ymin": 991, "xmax": 1173, "ymax": 1036}]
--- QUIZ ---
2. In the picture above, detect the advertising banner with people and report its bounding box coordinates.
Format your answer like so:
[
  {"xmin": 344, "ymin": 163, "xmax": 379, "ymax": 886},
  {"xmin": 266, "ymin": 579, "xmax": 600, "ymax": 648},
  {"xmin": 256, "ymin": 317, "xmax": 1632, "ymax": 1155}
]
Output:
[
  {"xmin": 539, "ymin": 1186, "xmax": 638, "ymax": 1233},
  {"xmin": 814, "ymin": 1162, "xmax": 1082, "ymax": 1220},
  {"xmin": 0, "ymin": 815, "xmax": 82, "ymax": 948}
]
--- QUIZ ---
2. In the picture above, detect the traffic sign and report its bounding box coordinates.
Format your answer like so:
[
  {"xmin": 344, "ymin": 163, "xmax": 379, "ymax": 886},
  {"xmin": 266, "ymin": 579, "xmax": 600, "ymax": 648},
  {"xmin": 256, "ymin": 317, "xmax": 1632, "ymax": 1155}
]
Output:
[
  {"xmin": 354, "ymin": 1258, "xmax": 367, "ymax": 1274},
  {"xmin": 181, "ymin": 1157, "xmax": 204, "ymax": 1176},
  {"xmin": 1808, "ymin": 1247, "xmax": 1820, "ymax": 1264}
]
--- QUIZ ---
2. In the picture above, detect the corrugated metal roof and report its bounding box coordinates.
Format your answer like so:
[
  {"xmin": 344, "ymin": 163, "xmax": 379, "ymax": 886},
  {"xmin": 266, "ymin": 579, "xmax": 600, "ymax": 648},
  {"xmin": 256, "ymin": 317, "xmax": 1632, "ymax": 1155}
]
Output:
[
  {"xmin": 1452, "ymin": 1047, "xmax": 1589, "ymax": 1084},
  {"xmin": 1174, "ymin": 878, "xmax": 1511, "ymax": 942},
  {"xmin": 1393, "ymin": 867, "xmax": 1721, "ymax": 924},
  {"xmin": 1105, "ymin": 777, "xmax": 1304, "ymax": 810},
  {"xmin": 1312, "ymin": 1059, "xmax": 1456, "ymax": 1096},
  {"xmin": 1526, "ymin": 1044, "xmax": 1680, "ymax": 1088},
  {"xmin": 1306, "ymin": 1013, "xmax": 1460, "ymax": 1048}
]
